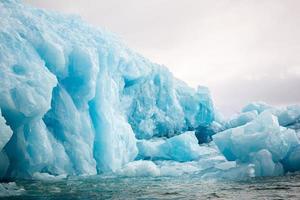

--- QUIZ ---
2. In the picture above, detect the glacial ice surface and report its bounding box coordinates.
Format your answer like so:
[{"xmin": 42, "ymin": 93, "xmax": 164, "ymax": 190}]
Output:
[
  {"xmin": 137, "ymin": 131, "xmax": 218, "ymax": 162},
  {"xmin": 0, "ymin": 0, "xmax": 214, "ymax": 179},
  {"xmin": 214, "ymin": 110, "xmax": 300, "ymax": 176},
  {"xmin": 241, "ymin": 102, "xmax": 300, "ymax": 130},
  {"xmin": 0, "ymin": 110, "xmax": 12, "ymax": 151},
  {"xmin": 1, "ymin": 0, "xmax": 300, "ymax": 181}
]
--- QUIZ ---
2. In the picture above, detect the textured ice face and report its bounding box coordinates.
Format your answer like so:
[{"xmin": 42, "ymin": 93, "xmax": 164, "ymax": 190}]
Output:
[
  {"xmin": 277, "ymin": 105, "xmax": 300, "ymax": 129},
  {"xmin": 283, "ymin": 145, "xmax": 300, "ymax": 172},
  {"xmin": 213, "ymin": 111, "xmax": 299, "ymax": 176},
  {"xmin": 242, "ymin": 102, "xmax": 274, "ymax": 114},
  {"xmin": 0, "ymin": 1, "xmax": 215, "ymax": 179},
  {"xmin": 0, "ymin": 110, "xmax": 12, "ymax": 151},
  {"xmin": 225, "ymin": 111, "xmax": 258, "ymax": 129},
  {"xmin": 124, "ymin": 77, "xmax": 215, "ymax": 139},
  {"xmin": 137, "ymin": 131, "xmax": 218, "ymax": 162},
  {"xmin": 0, "ymin": 110, "xmax": 12, "ymax": 179},
  {"xmin": 236, "ymin": 102, "xmax": 300, "ymax": 131}
]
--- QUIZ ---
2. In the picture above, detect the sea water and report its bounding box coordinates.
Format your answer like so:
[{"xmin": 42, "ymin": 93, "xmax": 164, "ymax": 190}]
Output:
[{"xmin": 2, "ymin": 173, "xmax": 300, "ymax": 199}]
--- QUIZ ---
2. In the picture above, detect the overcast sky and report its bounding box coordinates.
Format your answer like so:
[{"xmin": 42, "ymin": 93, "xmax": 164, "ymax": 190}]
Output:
[{"xmin": 24, "ymin": 0, "xmax": 300, "ymax": 115}]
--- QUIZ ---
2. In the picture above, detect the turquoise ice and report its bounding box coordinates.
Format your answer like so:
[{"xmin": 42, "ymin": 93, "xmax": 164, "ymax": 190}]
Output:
[
  {"xmin": 214, "ymin": 110, "xmax": 300, "ymax": 176},
  {"xmin": 0, "ymin": 0, "xmax": 214, "ymax": 179},
  {"xmin": 1, "ymin": 0, "xmax": 300, "ymax": 180}
]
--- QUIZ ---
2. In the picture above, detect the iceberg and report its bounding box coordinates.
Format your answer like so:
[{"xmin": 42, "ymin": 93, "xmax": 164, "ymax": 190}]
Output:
[
  {"xmin": 1, "ymin": 0, "xmax": 300, "ymax": 181},
  {"xmin": 213, "ymin": 111, "xmax": 299, "ymax": 176},
  {"xmin": 0, "ymin": 0, "xmax": 214, "ymax": 179}
]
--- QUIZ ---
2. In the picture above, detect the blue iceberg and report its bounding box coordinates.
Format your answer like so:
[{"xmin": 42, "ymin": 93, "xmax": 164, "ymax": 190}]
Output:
[
  {"xmin": 0, "ymin": 0, "xmax": 215, "ymax": 179},
  {"xmin": 1, "ymin": 0, "xmax": 300, "ymax": 180},
  {"xmin": 213, "ymin": 110, "xmax": 300, "ymax": 176}
]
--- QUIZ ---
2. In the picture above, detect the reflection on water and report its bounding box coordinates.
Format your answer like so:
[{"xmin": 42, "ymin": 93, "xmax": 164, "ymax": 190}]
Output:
[{"xmin": 2, "ymin": 173, "xmax": 300, "ymax": 199}]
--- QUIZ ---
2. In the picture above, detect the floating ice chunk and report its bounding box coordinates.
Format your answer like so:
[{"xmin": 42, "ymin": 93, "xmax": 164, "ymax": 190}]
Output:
[
  {"xmin": 137, "ymin": 131, "xmax": 216, "ymax": 162},
  {"xmin": 0, "ymin": 182, "xmax": 25, "ymax": 197},
  {"xmin": 201, "ymin": 163, "xmax": 255, "ymax": 180},
  {"xmin": 136, "ymin": 139, "xmax": 165, "ymax": 160},
  {"xmin": 214, "ymin": 161, "xmax": 237, "ymax": 171},
  {"xmin": 117, "ymin": 160, "xmax": 160, "ymax": 177},
  {"xmin": 213, "ymin": 111, "xmax": 300, "ymax": 176},
  {"xmin": 213, "ymin": 111, "xmax": 299, "ymax": 163},
  {"xmin": 158, "ymin": 161, "xmax": 200, "ymax": 176},
  {"xmin": 159, "ymin": 132, "xmax": 204, "ymax": 162},
  {"xmin": 32, "ymin": 172, "xmax": 67, "ymax": 181},
  {"xmin": 117, "ymin": 160, "xmax": 205, "ymax": 177}
]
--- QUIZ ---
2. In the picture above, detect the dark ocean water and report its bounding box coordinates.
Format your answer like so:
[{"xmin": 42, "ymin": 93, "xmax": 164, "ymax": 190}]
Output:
[{"xmin": 1, "ymin": 173, "xmax": 300, "ymax": 200}]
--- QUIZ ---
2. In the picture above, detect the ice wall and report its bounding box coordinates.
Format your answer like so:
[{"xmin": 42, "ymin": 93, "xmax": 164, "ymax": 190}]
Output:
[{"xmin": 0, "ymin": 0, "xmax": 215, "ymax": 179}]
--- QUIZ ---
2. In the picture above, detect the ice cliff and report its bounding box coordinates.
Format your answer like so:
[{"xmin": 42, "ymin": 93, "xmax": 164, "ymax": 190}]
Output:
[
  {"xmin": 0, "ymin": 0, "xmax": 214, "ymax": 179},
  {"xmin": 0, "ymin": 0, "xmax": 300, "ymax": 181}
]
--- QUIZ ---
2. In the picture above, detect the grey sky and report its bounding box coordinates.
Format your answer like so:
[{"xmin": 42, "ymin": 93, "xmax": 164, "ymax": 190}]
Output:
[{"xmin": 24, "ymin": 0, "xmax": 300, "ymax": 115}]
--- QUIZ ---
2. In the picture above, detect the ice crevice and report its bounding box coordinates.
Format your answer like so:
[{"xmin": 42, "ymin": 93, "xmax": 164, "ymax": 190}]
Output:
[{"xmin": 0, "ymin": 0, "xmax": 300, "ymax": 180}]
